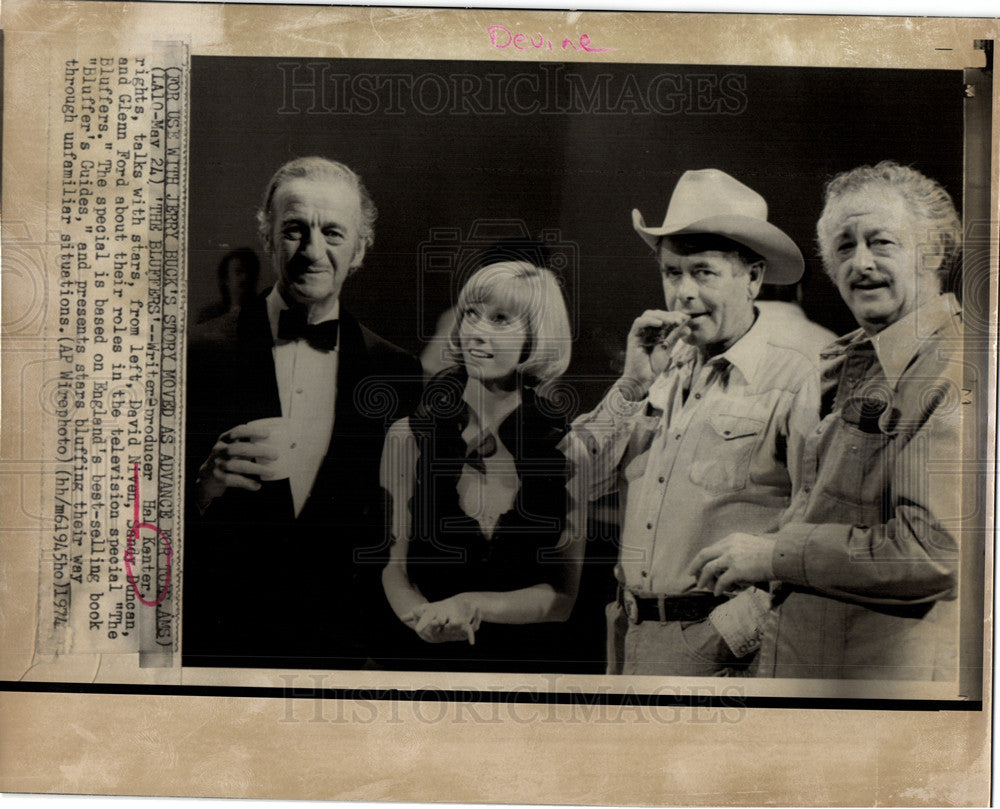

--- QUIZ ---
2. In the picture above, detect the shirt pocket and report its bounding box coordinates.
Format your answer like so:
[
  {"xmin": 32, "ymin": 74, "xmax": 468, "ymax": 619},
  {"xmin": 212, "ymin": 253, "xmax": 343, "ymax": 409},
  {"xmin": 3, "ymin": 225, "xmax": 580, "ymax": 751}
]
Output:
[
  {"xmin": 689, "ymin": 414, "xmax": 765, "ymax": 494},
  {"xmin": 814, "ymin": 420, "xmax": 891, "ymax": 522}
]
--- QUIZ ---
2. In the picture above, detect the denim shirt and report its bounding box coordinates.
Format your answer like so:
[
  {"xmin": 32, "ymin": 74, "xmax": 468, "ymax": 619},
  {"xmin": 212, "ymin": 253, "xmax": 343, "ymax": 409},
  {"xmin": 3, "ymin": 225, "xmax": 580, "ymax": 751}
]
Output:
[
  {"xmin": 760, "ymin": 294, "xmax": 964, "ymax": 680},
  {"xmin": 771, "ymin": 294, "xmax": 963, "ymax": 600}
]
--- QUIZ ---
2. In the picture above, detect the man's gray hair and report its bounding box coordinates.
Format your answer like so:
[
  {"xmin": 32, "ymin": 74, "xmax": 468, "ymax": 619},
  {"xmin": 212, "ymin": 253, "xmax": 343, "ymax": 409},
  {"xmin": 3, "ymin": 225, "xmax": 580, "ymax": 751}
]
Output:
[
  {"xmin": 816, "ymin": 160, "xmax": 961, "ymax": 282},
  {"xmin": 256, "ymin": 156, "xmax": 378, "ymax": 255}
]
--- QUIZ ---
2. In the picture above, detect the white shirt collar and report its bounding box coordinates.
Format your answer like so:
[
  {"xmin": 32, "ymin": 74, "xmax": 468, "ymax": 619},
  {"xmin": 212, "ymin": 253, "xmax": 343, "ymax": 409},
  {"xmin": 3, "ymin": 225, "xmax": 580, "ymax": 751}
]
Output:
[{"xmin": 647, "ymin": 305, "xmax": 767, "ymax": 409}]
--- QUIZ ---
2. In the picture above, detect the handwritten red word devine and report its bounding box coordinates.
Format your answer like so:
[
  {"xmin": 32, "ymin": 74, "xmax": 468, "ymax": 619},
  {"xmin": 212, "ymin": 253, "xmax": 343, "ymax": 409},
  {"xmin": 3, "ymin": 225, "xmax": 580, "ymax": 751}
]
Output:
[
  {"xmin": 124, "ymin": 461, "xmax": 174, "ymax": 607},
  {"xmin": 488, "ymin": 25, "xmax": 613, "ymax": 53}
]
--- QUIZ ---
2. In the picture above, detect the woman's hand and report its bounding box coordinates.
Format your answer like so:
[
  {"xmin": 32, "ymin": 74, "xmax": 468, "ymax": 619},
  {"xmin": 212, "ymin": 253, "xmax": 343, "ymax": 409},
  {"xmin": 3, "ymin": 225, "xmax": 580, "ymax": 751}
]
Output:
[{"xmin": 401, "ymin": 595, "xmax": 481, "ymax": 644}]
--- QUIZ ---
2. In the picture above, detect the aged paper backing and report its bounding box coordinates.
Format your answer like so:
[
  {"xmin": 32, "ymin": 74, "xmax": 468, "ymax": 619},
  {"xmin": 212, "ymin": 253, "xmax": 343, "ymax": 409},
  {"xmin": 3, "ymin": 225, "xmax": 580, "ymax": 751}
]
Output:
[{"xmin": 1, "ymin": 2, "xmax": 997, "ymax": 804}]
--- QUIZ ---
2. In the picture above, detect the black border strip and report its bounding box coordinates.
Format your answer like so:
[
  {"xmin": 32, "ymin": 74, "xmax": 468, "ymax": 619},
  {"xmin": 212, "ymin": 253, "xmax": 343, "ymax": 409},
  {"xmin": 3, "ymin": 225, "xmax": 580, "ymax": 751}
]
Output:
[{"xmin": 0, "ymin": 681, "xmax": 982, "ymax": 711}]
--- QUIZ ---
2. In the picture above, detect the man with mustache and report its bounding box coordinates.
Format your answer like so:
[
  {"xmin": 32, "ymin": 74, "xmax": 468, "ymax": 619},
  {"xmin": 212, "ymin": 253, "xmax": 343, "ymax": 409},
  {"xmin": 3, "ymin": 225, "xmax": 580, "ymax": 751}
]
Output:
[
  {"xmin": 183, "ymin": 157, "xmax": 421, "ymax": 668},
  {"xmin": 574, "ymin": 169, "xmax": 822, "ymax": 676},
  {"xmin": 690, "ymin": 162, "xmax": 963, "ymax": 680}
]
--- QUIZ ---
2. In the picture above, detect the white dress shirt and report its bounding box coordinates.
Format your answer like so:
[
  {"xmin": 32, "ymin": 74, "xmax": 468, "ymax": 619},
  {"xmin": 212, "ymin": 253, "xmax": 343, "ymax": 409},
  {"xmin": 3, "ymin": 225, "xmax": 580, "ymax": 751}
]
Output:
[{"xmin": 266, "ymin": 287, "xmax": 339, "ymax": 517}]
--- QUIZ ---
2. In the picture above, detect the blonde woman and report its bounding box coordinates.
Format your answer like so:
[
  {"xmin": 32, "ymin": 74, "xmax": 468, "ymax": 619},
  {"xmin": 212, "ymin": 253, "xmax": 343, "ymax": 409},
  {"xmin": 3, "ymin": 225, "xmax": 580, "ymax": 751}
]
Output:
[{"xmin": 381, "ymin": 261, "xmax": 584, "ymax": 672}]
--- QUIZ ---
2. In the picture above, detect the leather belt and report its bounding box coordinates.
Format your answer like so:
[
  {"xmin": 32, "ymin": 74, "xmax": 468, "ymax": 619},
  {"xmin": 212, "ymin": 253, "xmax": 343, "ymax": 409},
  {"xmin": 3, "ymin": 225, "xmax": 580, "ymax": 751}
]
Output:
[{"xmin": 622, "ymin": 589, "xmax": 729, "ymax": 624}]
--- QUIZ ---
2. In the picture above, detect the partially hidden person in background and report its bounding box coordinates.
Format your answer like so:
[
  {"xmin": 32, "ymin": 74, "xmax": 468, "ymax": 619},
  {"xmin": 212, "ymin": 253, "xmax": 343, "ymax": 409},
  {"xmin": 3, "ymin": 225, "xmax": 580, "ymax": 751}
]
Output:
[
  {"xmin": 573, "ymin": 169, "xmax": 823, "ymax": 676},
  {"xmin": 690, "ymin": 161, "xmax": 964, "ymax": 680},
  {"xmin": 755, "ymin": 273, "xmax": 836, "ymax": 360},
  {"xmin": 381, "ymin": 260, "xmax": 586, "ymax": 672},
  {"xmin": 184, "ymin": 156, "xmax": 422, "ymax": 668},
  {"xmin": 195, "ymin": 247, "xmax": 261, "ymax": 324}
]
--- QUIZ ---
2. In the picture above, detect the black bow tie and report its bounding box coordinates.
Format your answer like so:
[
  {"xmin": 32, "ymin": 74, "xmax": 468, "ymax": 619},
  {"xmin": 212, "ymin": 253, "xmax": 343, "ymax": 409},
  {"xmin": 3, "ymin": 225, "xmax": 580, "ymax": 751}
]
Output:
[{"xmin": 277, "ymin": 308, "xmax": 339, "ymax": 350}]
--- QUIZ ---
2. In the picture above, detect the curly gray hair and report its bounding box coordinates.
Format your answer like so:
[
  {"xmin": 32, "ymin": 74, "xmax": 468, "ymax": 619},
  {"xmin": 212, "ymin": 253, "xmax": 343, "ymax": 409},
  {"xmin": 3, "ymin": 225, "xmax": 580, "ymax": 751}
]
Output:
[{"xmin": 816, "ymin": 161, "xmax": 961, "ymax": 284}]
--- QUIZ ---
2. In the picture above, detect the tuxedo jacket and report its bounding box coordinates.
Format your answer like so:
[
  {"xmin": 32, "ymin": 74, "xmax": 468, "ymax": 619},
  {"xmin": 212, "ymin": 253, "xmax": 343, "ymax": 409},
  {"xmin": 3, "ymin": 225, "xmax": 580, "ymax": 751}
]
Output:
[{"xmin": 182, "ymin": 291, "xmax": 422, "ymax": 669}]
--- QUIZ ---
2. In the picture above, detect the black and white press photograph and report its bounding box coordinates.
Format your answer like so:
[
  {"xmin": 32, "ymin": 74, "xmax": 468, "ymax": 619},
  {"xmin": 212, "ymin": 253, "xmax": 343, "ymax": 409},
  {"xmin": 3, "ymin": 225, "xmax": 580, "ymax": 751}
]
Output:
[
  {"xmin": 1, "ymin": 2, "xmax": 995, "ymax": 804},
  {"xmin": 181, "ymin": 54, "xmax": 988, "ymax": 692}
]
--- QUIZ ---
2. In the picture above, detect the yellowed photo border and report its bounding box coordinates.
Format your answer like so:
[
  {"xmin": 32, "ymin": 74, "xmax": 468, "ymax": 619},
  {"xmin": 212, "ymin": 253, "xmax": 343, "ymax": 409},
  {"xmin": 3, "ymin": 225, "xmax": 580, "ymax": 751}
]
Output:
[{"xmin": 1, "ymin": 2, "xmax": 997, "ymax": 804}]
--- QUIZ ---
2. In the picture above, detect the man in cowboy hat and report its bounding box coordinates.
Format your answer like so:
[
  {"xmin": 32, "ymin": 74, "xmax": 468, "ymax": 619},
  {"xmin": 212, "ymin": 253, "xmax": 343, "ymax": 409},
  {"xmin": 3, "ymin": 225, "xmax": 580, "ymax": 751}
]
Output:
[{"xmin": 573, "ymin": 168, "xmax": 822, "ymax": 676}]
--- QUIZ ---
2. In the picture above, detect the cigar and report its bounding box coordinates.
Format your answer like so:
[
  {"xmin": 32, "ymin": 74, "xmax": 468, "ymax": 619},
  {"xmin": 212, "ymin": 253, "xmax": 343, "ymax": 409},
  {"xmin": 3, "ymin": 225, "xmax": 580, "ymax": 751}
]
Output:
[{"xmin": 637, "ymin": 323, "xmax": 674, "ymax": 349}]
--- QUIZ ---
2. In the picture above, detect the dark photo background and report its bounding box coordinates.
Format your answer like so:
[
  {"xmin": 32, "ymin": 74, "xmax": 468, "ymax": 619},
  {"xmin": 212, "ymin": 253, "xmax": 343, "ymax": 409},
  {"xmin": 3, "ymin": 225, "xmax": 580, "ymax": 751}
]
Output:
[
  {"xmin": 185, "ymin": 57, "xmax": 964, "ymax": 671},
  {"xmin": 188, "ymin": 58, "xmax": 963, "ymax": 410}
]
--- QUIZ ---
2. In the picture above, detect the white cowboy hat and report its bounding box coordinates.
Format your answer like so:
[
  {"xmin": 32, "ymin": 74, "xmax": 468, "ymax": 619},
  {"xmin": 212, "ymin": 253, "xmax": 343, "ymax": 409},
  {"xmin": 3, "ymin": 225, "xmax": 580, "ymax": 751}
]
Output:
[{"xmin": 632, "ymin": 168, "xmax": 804, "ymax": 285}]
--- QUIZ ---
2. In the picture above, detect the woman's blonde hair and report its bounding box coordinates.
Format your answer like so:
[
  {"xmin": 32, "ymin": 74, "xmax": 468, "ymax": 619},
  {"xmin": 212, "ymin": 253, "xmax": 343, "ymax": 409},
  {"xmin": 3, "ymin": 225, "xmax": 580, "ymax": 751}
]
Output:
[{"xmin": 446, "ymin": 261, "xmax": 572, "ymax": 386}]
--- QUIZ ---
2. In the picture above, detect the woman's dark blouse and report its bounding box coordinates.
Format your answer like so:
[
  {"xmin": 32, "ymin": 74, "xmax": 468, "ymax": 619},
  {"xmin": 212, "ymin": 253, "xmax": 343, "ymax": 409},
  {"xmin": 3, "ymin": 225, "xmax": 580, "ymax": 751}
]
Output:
[{"xmin": 387, "ymin": 367, "xmax": 580, "ymax": 673}]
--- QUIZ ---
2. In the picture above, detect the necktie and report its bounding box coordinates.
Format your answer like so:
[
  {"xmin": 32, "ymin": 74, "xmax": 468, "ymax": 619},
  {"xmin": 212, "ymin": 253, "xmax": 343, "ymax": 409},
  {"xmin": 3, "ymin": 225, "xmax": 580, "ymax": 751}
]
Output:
[{"xmin": 277, "ymin": 307, "xmax": 339, "ymax": 350}]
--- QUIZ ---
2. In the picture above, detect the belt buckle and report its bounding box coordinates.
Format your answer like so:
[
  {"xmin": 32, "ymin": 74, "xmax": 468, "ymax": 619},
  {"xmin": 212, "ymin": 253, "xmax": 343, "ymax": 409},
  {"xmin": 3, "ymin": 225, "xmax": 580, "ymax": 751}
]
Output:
[{"xmin": 622, "ymin": 590, "xmax": 641, "ymax": 624}]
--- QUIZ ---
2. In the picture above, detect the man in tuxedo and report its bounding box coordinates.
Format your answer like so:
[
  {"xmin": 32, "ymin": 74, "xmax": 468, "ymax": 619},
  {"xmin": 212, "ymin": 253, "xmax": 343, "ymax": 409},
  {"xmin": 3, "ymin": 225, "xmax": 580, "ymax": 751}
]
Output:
[{"xmin": 183, "ymin": 157, "xmax": 421, "ymax": 669}]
